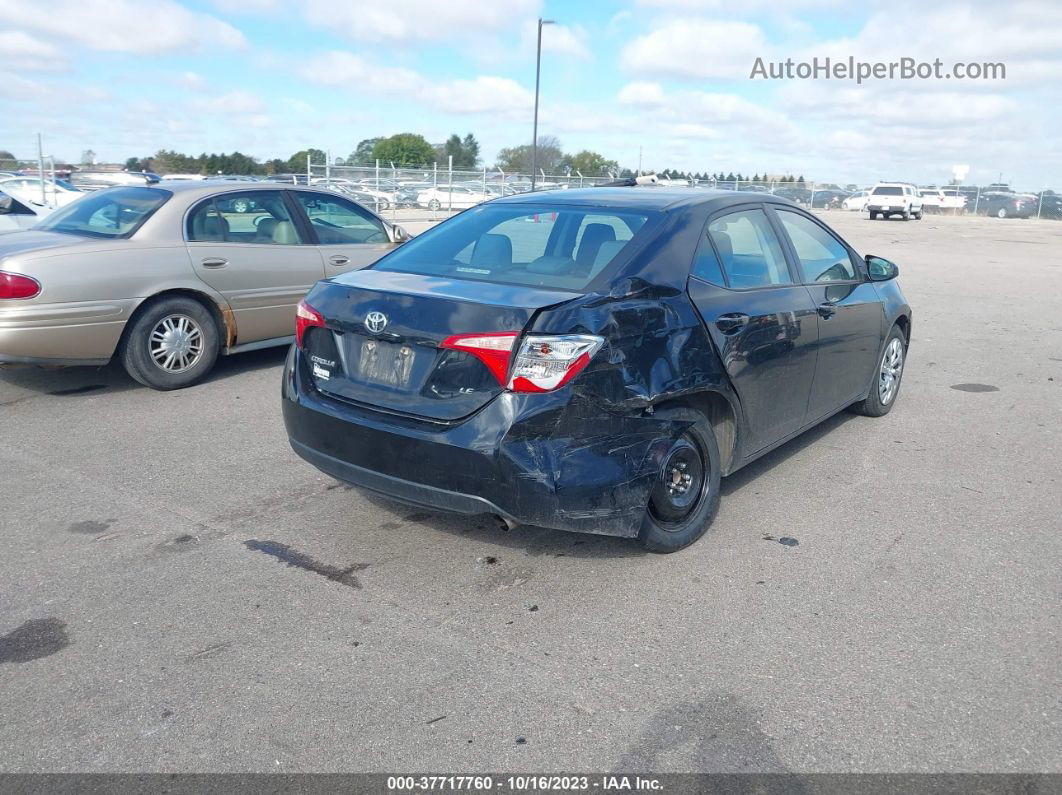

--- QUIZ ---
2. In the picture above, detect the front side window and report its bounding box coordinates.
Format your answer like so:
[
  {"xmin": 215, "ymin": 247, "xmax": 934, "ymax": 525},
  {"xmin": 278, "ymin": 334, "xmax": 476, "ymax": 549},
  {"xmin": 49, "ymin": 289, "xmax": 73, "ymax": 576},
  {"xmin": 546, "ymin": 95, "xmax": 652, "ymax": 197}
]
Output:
[
  {"xmin": 187, "ymin": 191, "xmax": 302, "ymax": 245},
  {"xmin": 706, "ymin": 208, "xmax": 791, "ymax": 289},
  {"xmin": 35, "ymin": 187, "xmax": 170, "ymax": 239},
  {"xmin": 292, "ymin": 192, "xmax": 387, "ymax": 244},
  {"xmin": 776, "ymin": 211, "xmax": 856, "ymax": 283},
  {"xmin": 374, "ymin": 204, "xmax": 654, "ymax": 291}
]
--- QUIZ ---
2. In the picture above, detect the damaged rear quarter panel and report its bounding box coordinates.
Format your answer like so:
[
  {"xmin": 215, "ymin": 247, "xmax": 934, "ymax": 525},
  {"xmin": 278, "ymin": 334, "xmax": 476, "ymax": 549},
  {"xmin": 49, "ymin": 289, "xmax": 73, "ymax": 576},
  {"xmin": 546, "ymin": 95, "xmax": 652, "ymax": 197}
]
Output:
[{"xmin": 492, "ymin": 208, "xmax": 742, "ymax": 534}]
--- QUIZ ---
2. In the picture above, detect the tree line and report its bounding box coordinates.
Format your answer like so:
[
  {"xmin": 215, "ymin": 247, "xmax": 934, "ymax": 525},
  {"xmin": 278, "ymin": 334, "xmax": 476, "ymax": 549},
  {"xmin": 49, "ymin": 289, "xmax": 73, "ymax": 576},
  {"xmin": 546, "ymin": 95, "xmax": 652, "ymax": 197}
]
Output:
[{"xmin": 9, "ymin": 135, "xmax": 806, "ymax": 183}]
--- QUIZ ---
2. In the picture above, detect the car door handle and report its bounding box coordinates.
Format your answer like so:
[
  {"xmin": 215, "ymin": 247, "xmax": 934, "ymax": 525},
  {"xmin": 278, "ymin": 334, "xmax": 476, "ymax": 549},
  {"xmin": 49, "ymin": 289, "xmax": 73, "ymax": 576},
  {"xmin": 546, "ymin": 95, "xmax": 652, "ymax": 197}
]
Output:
[
  {"xmin": 328, "ymin": 255, "xmax": 349, "ymax": 266},
  {"xmin": 715, "ymin": 313, "xmax": 750, "ymax": 334},
  {"xmin": 817, "ymin": 303, "xmax": 837, "ymax": 319},
  {"xmin": 201, "ymin": 257, "xmax": 228, "ymax": 268}
]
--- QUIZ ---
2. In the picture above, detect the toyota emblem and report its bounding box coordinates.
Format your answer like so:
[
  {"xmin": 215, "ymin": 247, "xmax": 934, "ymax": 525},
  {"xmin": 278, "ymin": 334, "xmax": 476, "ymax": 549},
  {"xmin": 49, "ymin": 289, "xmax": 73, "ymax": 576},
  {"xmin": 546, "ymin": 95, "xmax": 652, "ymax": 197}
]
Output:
[{"xmin": 365, "ymin": 311, "xmax": 388, "ymax": 333}]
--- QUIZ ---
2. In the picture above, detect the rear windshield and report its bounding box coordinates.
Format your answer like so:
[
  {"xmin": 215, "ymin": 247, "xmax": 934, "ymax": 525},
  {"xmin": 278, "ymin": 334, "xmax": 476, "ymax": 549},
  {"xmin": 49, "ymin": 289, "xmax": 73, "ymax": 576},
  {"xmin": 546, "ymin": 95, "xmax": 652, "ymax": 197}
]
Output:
[
  {"xmin": 872, "ymin": 186, "xmax": 904, "ymax": 196},
  {"xmin": 373, "ymin": 204, "xmax": 656, "ymax": 291},
  {"xmin": 36, "ymin": 187, "xmax": 171, "ymax": 239}
]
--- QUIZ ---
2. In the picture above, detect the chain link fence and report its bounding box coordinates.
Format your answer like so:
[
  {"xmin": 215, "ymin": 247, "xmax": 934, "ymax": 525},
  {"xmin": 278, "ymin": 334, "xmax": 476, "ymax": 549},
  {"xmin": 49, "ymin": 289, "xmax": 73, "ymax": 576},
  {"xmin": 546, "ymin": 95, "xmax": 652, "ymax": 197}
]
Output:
[{"xmin": 298, "ymin": 159, "xmax": 1061, "ymax": 223}]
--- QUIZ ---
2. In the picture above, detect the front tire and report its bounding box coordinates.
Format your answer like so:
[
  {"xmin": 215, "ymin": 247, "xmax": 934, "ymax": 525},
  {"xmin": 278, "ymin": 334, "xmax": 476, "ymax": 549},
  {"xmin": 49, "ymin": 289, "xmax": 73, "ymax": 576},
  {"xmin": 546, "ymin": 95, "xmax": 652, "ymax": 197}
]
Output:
[
  {"xmin": 638, "ymin": 408, "xmax": 721, "ymax": 553},
  {"xmin": 850, "ymin": 325, "xmax": 907, "ymax": 417},
  {"xmin": 997, "ymin": 207, "xmax": 1008, "ymax": 218},
  {"xmin": 428, "ymin": 198, "xmax": 441, "ymax": 211},
  {"xmin": 119, "ymin": 296, "xmax": 220, "ymax": 390}
]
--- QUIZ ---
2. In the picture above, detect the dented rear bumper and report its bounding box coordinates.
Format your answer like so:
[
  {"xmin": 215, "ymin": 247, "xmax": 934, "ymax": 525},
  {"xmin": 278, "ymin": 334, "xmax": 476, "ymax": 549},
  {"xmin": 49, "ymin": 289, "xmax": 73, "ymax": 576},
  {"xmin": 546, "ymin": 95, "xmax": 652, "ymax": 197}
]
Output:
[{"xmin": 282, "ymin": 345, "xmax": 681, "ymax": 537}]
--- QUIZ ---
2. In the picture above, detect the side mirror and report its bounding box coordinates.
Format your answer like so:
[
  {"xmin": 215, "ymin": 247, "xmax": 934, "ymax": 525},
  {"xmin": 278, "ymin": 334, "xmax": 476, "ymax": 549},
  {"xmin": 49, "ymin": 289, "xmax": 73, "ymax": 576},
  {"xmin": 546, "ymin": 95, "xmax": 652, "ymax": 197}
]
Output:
[
  {"xmin": 866, "ymin": 255, "xmax": 899, "ymax": 281},
  {"xmin": 391, "ymin": 225, "xmax": 410, "ymax": 244}
]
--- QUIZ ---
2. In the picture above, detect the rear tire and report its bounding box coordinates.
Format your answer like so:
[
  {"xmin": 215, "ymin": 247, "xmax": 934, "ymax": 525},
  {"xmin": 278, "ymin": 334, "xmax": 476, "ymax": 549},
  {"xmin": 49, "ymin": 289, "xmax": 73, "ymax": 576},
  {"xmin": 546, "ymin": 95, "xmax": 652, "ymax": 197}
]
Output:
[
  {"xmin": 638, "ymin": 408, "xmax": 722, "ymax": 553},
  {"xmin": 869, "ymin": 211, "xmax": 878, "ymax": 220},
  {"xmin": 428, "ymin": 198, "xmax": 441, "ymax": 211},
  {"xmin": 997, "ymin": 207, "xmax": 1008, "ymax": 218},
  {"xmin": 850, "ymin": 325, "xmax": 907, "ymax": 417},
  {"xmin": 119, "ymin": 296, "xmax": 220, "ymax": 390}
]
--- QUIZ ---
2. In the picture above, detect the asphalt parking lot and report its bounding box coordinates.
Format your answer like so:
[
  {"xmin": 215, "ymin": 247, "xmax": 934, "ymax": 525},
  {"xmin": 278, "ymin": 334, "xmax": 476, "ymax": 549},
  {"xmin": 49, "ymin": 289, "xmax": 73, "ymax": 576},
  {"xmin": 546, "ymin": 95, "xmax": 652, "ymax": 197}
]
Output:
[{"xmin": 1, "ymin": 211, "xmax": 1059, "ymax": 774}]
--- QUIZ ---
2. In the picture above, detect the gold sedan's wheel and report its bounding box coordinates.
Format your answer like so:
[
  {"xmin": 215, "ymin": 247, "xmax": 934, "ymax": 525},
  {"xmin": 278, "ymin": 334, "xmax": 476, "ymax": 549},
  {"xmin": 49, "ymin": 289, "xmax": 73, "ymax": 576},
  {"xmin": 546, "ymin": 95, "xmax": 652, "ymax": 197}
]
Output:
[{"xmin": 148, "ymin": 314, "xmax": 205, "ymax": 373}]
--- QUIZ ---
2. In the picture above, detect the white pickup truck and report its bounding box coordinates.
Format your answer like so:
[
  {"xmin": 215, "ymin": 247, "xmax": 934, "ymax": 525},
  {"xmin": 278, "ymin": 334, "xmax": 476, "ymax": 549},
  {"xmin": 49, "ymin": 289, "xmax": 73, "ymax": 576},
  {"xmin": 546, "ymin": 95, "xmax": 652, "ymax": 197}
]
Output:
[{"xmin": 867, "ymin": 182, "xmax": 923, "ymax": 220}]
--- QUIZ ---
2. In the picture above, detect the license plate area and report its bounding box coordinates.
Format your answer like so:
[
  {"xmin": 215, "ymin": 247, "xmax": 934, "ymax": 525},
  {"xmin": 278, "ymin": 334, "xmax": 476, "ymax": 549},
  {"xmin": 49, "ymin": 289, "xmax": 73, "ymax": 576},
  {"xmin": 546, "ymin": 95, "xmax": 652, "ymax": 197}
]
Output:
[{"xmin": 353, "ymin": 337, "xmax": 416, "ymax": 388}]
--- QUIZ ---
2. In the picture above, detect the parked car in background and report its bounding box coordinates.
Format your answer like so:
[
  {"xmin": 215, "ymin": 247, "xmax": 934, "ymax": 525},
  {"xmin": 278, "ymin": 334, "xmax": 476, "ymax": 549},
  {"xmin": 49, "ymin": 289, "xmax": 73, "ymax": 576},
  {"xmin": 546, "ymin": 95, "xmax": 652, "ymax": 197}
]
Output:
[
  {"xmin": 808, "ymin": 189, "xmax": 848, "ymax": 209},
  {"xmin": 68, "ymin": 171, "xmax": 161, "ymax": 191},
  {"xmin": 919, "ymin": 188, "xmax": 944, "ymax": 212},
  {"xmin": 1034, "ymin": 192, "xmax": 1062, "ymax": 219},
  {"xmin": 0, "ymin": 190, "xmax": 53, "ymax": 232},
  {"xmin": 842, "ymin": 190, "xmax": 870, "ymax": 211},
  {"xmin": 326, "ymin": 183, "xmax": 391, "ymax": 212},
  {"xmin": 939, "ymin": 188, "xmax": 969, "ymax": 212},
  {"xmin": 977, "ymin": 192, "xmax": 1037, "ymax": 219},
  {"xmin": 416, "ymin": 185, "xmax": 492, "ymax": 210},
  {"xmin": 0, "ymin": 176, "xmax": 83, "ymax": 207},
  {"xmin": 867, "ymin": 182, "xmax": 923, "ymax": 220},
  {"xmin": 0, "ymin": 183, "xmax": 409, "ymax": 388},
  {"xmin": 284, "ymin": 188, "xmax": 911, "ymax": 552},
  {"xmin": 771, "ymin": 187, "xmax": 811, "ymax": 206}
]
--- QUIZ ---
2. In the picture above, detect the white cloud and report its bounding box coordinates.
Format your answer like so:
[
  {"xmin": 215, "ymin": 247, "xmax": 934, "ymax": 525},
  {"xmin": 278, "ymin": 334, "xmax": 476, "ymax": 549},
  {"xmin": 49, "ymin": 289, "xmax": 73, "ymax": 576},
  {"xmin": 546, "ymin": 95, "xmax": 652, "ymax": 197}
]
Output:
[
  {"xmin": 0, "ymin": 30, "xmax": 66, "ymax": 71},
  {"xmin": 300, "ymin": 51, "xmax": 532, "ymax": 118},
  {"xmin": 519, "ymin": 21, "xmax": 591, "ymax": 60},
  {"xmin": 190, "ymin": 91, "xmax": 266, "ymax": 115},
  {"xmin": 302, "ymin": 0, "xmax": 539, "ymax": 43},
  {"xmin": 0, "ymin": 0, "xmax": 246, "ymax": 54},
  {"xmin": 622, "ymin": 19, "xmax": 767, "ymax": 80},
  {"xmin": 617, "ymin": 81, "xmax": 666, "ymax": 106}
]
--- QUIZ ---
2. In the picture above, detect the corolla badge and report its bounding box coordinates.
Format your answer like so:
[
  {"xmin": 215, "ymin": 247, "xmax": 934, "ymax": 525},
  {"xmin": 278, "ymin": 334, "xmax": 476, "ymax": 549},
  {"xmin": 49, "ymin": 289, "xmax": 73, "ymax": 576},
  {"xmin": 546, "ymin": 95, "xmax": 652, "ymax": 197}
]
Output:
[{"xmin": 365, "ymin": 311, "xmax": 388, "ymax": 333}]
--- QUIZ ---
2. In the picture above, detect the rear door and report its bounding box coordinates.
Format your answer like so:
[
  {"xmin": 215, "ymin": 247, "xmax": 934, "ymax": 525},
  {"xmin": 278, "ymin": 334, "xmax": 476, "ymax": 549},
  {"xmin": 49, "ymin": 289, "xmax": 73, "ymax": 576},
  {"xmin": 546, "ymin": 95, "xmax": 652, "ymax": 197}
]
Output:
[
  {"xmin": 185, "ymin": 190, "xmax": 325, "ymax": 344},
  {"xmin": 771, "ymin": 207, "xmax": 883, "ymax": 420},
  {"xmin": 686, "ymin": 205, "xmax": 819, "ymax": 452},
  {"xmin": 290, "ymin": 190, "xmax": 396, "ymax": 276}
]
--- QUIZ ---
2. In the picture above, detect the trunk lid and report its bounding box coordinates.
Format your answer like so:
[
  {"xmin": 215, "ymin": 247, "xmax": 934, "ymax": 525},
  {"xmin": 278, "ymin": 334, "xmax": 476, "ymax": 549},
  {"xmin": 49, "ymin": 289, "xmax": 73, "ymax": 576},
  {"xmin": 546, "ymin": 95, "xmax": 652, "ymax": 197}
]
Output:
[
  {"xmin": 302, "ymin": 269, "xmax": 577, "ymax": 421},
  {"xmin": 0, "ymin": 231, "xmax": 88, "ymax": 261}
]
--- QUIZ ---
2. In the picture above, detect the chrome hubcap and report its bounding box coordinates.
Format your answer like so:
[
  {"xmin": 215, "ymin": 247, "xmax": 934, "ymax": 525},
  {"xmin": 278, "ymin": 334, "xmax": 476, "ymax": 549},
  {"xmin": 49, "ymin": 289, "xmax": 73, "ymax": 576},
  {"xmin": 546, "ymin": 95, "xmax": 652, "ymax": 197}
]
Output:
[
  {"xmin": 149, "ymin": 314, "xmax": 204, "ymax": 373},
  {"xmin": 879, "ymin": 338, "xmax": 904, "ymax": 405}
]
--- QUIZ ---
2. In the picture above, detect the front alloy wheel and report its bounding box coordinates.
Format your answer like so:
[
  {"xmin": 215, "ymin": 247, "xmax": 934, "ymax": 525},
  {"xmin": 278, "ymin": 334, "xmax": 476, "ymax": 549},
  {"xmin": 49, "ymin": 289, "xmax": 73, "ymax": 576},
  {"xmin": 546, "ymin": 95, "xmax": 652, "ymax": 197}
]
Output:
[{"xmin": 878, "ymin": 337, "xmax": 904, "ymax": 405}]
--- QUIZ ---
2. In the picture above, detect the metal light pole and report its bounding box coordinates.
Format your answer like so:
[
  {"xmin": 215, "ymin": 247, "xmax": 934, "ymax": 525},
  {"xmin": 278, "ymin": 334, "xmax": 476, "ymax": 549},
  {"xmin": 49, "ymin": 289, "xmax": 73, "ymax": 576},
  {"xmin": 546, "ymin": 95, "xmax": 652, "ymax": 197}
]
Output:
[{"xmin": 530, "ymin": 18, "xmax": 555, "ymax": 192}]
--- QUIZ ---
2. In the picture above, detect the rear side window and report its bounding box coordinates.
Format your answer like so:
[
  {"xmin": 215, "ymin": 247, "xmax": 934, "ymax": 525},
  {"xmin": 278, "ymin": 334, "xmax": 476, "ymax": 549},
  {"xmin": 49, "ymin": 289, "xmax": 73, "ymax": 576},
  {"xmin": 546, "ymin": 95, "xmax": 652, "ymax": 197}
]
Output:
[
  {"xmin": 776, "ymin": 211, "xmax": 856, "ymax": 282},
  {"xmin": 706, "ymin": 209, "xmax": 791, "ymax": 289},
  {"xmin": 187, "ymin": 191, "xmax": 303, "ymax": 245},
  {"xmin": 374, "ymin": 204, "xmax": 655, "ymax": 291}
]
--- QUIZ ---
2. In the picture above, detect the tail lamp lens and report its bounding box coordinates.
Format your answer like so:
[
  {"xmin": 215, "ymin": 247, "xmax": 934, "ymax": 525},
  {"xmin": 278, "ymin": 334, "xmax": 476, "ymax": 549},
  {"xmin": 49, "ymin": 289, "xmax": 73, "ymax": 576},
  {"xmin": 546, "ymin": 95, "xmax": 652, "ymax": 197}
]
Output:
[
  {"xmin": 439, "ymin": 332, "xmax": 604, "ymax": 393},
  {"xmin": 295, "ymin": 300, "xmax": 324, "ymax": 348},
  {"xmin": 508, "ymin": 335, "xmax": 604, "ymax": 393},
  {"xmin": 0, "ymin": 271, "xmax": 41, "ymax": 299}
]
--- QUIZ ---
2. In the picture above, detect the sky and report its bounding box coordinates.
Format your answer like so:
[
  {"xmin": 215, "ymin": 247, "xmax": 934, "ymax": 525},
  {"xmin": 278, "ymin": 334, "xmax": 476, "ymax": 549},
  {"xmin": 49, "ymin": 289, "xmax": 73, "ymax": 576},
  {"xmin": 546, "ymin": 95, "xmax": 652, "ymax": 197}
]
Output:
[{"xmin": 1, "ymin": 0, "xmax": 1060, "ymax": 188}]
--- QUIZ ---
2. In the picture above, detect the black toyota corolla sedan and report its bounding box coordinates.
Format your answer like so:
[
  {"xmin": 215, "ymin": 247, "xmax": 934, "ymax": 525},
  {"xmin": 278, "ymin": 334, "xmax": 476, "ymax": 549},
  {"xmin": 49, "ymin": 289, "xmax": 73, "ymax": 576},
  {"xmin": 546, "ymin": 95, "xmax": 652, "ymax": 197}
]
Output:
[{"xmin": 282, "ymin": 189, "xmax": 911, "ymax": 552}]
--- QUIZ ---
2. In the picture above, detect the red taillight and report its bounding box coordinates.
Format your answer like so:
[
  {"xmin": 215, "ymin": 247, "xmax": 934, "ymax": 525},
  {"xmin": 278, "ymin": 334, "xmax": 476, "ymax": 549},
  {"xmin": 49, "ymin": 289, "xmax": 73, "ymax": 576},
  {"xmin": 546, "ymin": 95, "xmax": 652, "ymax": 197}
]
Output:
[
  {"xmin": 440, "ymin": 332, "xmax": 604, "ymax": 393},
  {"xmin": 440, "ymin": 332, "xmax": 518, "ymax": 385},
  {"xmin": 0, "ymin": 271, "xmax": 41, "ymax": 300},
  {"xmin": 295, "ymin": 300, "xmax": 324, "ymax": 348}
]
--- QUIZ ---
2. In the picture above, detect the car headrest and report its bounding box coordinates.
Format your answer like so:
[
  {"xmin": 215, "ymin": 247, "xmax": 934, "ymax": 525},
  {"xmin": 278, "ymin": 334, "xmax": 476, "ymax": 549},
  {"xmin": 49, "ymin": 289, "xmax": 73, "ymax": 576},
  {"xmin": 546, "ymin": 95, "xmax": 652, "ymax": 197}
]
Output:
[
  {"xmin": 199, "ymin": 214, "xmax": 229, "ymax": 240},
  {"xmin": 712, "ymin": 230, "xmax": 733, "ymax": 262},
  {"xmin": 576, "ymin": 223, "xmax": 617, "ymax": 267},
  {"xmin": 470, "ymin": 233, "xmax": 512, "ymax": 267},
  {"xmin": 588, "ymin": 239, "xmax": 627, "ymax": 277},
  {"xmin": 256, "ymin": 217, "xmax": 278, "ymax": 239},
  {"xmin": 272, "ymin": 220, "xmax": 298, "ymax": 244}
]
